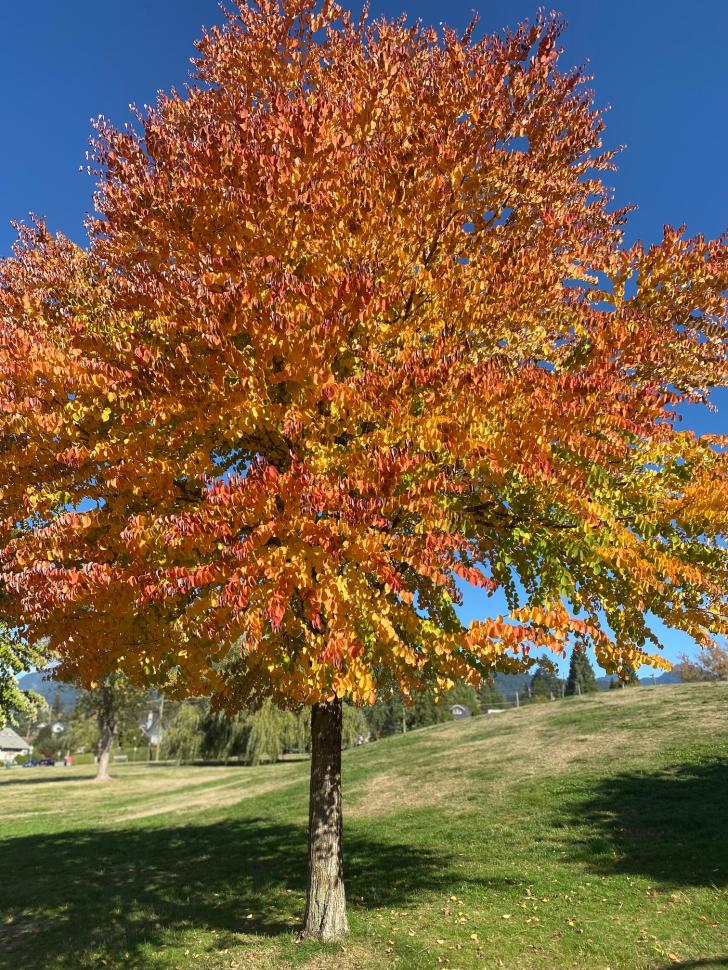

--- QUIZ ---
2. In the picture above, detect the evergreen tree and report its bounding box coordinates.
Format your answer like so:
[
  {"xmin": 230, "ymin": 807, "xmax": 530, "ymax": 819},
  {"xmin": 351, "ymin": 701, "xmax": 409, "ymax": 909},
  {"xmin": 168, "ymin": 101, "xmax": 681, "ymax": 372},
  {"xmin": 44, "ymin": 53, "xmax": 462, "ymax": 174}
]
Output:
[
  {"xmin": 364, "ymin": 688, "xmax": 406, "ymax": 739},
  {"xmin": 565, "ymin": 647, "xmax": 599, "ymax": 696},
  {"xmin": 50, "ymin": 689, "xmax": 65, "ymax": 722},
  {"xmin": 618, "ymin": 664, "xmax": 641, "ymax": 687},
  {"xmin": 366, "ymin": 681, "xmax": 481, "ymax": 736},
  {"xmin": 530, "ymin": 662, "xmax": 562, "ymax": 700},
  {"xmin": 404, "ymin": 689, "xmax": 446, "ymax": 731}
]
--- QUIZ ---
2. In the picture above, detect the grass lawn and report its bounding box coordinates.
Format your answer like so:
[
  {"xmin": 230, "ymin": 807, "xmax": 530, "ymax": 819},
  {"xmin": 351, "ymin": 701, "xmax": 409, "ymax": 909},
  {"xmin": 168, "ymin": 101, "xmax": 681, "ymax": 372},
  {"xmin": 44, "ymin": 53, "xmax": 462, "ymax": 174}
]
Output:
[{"xmin": 1, "ymin": 682, "xmax": 726, "ymax": 969}]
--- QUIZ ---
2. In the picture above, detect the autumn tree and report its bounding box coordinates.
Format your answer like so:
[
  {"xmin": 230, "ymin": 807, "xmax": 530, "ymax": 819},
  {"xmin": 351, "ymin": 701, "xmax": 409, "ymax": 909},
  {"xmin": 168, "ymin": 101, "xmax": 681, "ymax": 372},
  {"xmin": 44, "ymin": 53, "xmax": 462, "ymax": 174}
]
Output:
[
  {"xmin": 1, "ymin": 0, "xmax": 727, "ymax": 940},
  {"xmin": 678, "ymin": 644, "xmax": 728, "ymax": 682}
]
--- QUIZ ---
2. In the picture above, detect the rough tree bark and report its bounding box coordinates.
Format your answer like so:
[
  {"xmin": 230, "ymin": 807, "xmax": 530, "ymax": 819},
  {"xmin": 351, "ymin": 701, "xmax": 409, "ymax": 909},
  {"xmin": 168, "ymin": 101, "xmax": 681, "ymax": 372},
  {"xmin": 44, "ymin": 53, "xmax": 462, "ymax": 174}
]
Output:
[
  {"xmin": 94, "ymin": 679, "xmax": 118, "ymax": 782},
  {"xmin": 301, "ymin": 697, "xmax": 349, "ymax": 940}
]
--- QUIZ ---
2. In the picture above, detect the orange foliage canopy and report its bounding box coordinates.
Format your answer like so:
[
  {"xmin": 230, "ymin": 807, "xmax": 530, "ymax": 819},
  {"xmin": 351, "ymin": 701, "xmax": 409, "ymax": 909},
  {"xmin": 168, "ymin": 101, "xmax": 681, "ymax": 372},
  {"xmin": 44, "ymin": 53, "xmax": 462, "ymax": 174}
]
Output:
[{"xmin": 1, "ymin": 0, "xmax": 726, "ymax": 708}]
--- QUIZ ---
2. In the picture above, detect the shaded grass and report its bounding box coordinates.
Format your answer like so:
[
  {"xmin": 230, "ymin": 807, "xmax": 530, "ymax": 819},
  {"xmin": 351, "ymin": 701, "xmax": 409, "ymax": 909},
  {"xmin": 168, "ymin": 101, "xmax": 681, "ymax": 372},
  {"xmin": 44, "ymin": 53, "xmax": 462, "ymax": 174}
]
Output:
[{"xmin": 1, "ymin": 683, "xmax": 727, "ymax": 969}]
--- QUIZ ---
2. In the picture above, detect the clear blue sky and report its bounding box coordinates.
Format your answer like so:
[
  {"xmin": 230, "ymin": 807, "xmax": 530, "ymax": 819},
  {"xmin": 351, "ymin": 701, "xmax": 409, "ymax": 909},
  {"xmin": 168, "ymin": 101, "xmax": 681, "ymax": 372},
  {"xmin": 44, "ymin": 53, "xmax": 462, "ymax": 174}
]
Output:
[{"xmin": 1, "ymin": 2, "xmax": 725, "ymax": 671}]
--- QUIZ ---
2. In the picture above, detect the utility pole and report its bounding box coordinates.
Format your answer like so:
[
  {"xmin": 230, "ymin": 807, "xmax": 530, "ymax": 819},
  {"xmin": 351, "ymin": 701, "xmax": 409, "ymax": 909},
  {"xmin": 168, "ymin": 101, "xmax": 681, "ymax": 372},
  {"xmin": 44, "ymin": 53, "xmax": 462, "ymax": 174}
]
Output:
[{"xmin": 154, "ymin": 693, "xmax": 165, "ymax": 762}]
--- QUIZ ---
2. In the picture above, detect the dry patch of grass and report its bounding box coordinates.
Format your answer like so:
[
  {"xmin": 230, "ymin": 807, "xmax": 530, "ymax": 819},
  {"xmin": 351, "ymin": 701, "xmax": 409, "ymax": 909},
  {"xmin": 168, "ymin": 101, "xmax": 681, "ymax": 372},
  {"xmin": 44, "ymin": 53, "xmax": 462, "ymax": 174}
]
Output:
[
  {"xmin": 346, "ymin": 683, "xmax": 728, "ymax": 817},
  {"xmin": 118, "ymin": 768, "xmax": 303, "ymax": 822}
]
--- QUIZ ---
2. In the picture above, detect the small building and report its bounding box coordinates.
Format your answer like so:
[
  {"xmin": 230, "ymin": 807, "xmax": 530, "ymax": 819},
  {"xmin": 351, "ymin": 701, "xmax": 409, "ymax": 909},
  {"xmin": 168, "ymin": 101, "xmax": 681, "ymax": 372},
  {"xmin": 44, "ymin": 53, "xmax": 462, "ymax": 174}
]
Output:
[
  {"xmin": 0, "ymin": 726, "xmax": 31, "ymax": 764},
  {"xmin": 450, "ymin": 704, "xmax": 472, "ymax": 720}
]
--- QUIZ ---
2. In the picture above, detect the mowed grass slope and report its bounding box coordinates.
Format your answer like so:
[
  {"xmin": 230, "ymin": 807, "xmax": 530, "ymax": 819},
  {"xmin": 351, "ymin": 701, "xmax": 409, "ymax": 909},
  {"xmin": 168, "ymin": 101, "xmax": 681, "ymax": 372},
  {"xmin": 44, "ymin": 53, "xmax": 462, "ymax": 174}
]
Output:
[{"xmin": 1, "ymin": 683, "xmax": 726, "ymax": 970}]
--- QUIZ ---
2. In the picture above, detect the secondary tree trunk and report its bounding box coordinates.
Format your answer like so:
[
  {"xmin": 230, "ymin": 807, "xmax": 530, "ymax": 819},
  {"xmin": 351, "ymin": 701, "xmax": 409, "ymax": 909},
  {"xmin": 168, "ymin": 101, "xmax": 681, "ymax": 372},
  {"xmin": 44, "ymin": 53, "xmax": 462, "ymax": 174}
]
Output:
[
  {"xmin": 95, "ymin": 680, "xmax": 118, "ymax": 782},
  {"xmin": 301, "ymin": 697, "xmax": 349, "ymax": 940}
]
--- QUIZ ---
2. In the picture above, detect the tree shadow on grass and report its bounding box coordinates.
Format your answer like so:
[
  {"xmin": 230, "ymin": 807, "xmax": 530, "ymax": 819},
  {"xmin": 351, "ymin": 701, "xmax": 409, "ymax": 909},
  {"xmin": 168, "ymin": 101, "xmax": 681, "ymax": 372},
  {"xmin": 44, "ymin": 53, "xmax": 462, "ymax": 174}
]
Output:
[
  {"xmin": 0, "ymin": 814, "xmax": 478, "ymax": 969},
  {"xmin": 0, "ymin": 774, "xmax": 98, "ymax": 787},
  {"xmin": 565, "ymin": 756, "xmax": 728, "ymax": 887},
  {"xmin": 653, "ymin": 960, "xmax": 728, "ymax": 969}
]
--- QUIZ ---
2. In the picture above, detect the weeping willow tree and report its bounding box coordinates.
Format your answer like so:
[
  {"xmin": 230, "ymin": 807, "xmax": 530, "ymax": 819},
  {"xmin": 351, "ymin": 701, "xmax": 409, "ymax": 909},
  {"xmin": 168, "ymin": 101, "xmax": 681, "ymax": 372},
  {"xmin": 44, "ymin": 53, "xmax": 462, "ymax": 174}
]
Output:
[{"xmin": 246, "ymin": 699, "xmax": 290, "ymax": 765}]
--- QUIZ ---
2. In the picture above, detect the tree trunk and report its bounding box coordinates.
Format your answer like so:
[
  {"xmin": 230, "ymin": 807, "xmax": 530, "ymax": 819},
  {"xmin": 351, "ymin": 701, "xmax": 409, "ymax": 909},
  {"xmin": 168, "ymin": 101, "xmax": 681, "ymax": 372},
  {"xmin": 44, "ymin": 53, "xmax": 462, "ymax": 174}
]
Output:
[
  {"xmin": 95, "ymin": 681, "xmax": 117, "ymax": 782},
  {"xmin": 301, "ymin": 697, "xmax": 349, "ymax": 940}
]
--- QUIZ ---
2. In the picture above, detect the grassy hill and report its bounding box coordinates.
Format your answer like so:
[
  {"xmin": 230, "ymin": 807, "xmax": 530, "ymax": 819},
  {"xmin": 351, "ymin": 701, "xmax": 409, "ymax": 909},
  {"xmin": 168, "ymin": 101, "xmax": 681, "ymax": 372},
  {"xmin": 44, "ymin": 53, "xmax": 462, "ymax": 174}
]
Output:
[{"xmin": 0, "ymin": 682, "xmax": 726, "ymax": 970}]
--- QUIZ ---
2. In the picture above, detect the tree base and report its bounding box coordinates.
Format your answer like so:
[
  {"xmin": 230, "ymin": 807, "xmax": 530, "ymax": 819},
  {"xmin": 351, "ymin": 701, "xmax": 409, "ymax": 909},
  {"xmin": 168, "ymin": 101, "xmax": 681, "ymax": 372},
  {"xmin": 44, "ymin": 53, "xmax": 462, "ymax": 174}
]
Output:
[
  {"xmin": 300, "ymin": 879, "xmax": 349, "ymax": 941},
  {"xmin": 303, "ymin": 698, "xmax": 349, "ymax": 941}
]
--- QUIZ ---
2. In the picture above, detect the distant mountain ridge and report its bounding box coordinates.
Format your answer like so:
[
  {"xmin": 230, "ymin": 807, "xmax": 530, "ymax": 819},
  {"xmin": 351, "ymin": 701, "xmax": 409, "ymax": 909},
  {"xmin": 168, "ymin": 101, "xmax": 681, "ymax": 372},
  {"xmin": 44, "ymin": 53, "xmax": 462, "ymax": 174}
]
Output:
[
  {"xmin": 596, "ymin": 669, "xmax": 683, "ymax": 689},
  {"xmin": 17, "ymin": 670, "xmax": 80, "ymax": 711}
]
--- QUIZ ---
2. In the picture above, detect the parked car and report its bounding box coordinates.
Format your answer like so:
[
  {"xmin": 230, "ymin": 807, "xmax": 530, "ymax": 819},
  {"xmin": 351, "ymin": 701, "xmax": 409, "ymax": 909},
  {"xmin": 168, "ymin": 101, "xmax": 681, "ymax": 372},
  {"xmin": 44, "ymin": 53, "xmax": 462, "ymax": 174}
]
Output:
[{"xmin": 22, "ymin": 757, "xmax": 55, "ymax": 767}]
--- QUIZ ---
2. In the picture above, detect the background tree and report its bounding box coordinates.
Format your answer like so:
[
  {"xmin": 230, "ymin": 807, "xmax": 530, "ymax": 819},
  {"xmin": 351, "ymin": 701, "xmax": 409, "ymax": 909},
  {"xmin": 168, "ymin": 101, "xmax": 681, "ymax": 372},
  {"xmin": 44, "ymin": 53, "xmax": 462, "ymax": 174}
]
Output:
[
  {"xmin": 283, "ymin": 705, "xmax": 312, "ymax": 753},
  {"xmin": 341, "ymin": 703, "xmax": 369, "ymax": 747},
  {"xmin": 161, "ymin": 701, "xmax": 204, "ymax": 762},
  {"xmin": 246, "ymin": 698, "xmax": 289, "ymax": 765},
  {"xmin": 199, "ymin": 705, "xmax": 252, "ymax": 761},
  {"xmin": 74, "ymin": 674, "xmax": 147, "ymax": 780},
  {"xmin": 1, "ymin": 0, "xmax": 726, "ymax": 941},
  {"xmin": 619, "ymin": 664, "xmax": 641, "ymax": 687},
  {"xmin": 0, "ymin": 628, "xmax": 47, "ymax": 729},
  {"xmin": 530, "ymin": 661, "xmax": 562, "ymax": 700},
  {"xmin": 65, "ymin": 704, "xmax": 100, "ymax": 756},
  {"xmin": 49, "ymin": 689, "xmax": 65, "ymax": 723},
  {"xmin": 408, "ymin": 681, "xmax": 480, "ymax": 728},
  {"xmin": 565, "ymin": 647, "xmax": 599, "ymax": 696},
  {"xmin": 678, "ymin": 644, "xmax": 728, "ymax": 682},
  {"xmin": 365, "ymin": 687, "xmax": 406, "ymax": 739}
]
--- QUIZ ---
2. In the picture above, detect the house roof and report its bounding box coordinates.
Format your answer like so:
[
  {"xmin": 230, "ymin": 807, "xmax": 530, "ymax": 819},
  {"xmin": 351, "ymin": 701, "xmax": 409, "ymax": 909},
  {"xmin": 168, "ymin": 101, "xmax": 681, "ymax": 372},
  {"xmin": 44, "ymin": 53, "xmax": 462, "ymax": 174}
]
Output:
[{"xmin": 0, "ymin": 726, "xmax": 29, "ymax": 750}]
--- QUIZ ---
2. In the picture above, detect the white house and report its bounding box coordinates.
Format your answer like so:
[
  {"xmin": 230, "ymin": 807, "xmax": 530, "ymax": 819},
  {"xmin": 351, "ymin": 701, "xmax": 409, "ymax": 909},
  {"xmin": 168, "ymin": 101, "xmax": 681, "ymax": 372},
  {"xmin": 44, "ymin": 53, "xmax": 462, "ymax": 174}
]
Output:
[{"xmin": 0, "ymin": 726, "xmax": 31, "ymax": 764}]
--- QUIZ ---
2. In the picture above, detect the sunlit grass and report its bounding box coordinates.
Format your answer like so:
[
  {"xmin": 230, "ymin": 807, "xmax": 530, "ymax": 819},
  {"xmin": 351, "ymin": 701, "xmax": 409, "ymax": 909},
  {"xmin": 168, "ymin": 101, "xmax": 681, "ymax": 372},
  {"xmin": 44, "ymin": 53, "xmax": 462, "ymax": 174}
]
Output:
[{"xmin": 1, "ymin": 682, "xmax": 726, "ymax": 969}]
